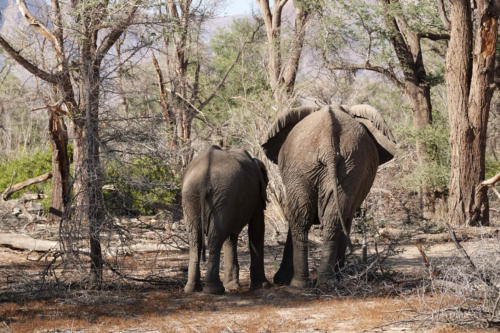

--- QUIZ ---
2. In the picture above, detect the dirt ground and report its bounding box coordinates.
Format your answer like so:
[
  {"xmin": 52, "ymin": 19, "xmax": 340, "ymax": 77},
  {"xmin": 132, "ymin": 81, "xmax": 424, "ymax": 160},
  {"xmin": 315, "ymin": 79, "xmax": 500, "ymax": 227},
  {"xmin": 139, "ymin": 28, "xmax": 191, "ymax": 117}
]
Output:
[{"xmin": 0, "ymin": 231, "xmax": 498, "ymax": 333}]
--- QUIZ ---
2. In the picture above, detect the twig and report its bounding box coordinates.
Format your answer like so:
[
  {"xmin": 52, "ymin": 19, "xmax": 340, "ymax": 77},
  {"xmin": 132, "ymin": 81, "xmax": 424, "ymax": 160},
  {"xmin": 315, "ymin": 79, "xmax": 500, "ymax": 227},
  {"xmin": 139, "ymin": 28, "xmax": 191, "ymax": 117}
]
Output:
[
  {"xmin": 444, "ymin": 221, "xmax": 498, "ymax": 292},
  {"xmin": 374, "ymin": 239, "xmax": 385, "ymax": 276}
]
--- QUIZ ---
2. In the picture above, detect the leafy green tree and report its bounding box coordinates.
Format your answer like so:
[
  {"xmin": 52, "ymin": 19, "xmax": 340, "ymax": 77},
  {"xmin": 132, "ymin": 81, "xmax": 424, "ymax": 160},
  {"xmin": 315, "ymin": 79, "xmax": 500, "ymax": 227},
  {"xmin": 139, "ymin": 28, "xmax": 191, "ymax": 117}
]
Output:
[
  {"xmin": 318, "ymin": 0, "xmax": 448, "ymax": 167},
  {"xmin": 205, "ymin": 19, "xmax": 268, "ymax": 124}
]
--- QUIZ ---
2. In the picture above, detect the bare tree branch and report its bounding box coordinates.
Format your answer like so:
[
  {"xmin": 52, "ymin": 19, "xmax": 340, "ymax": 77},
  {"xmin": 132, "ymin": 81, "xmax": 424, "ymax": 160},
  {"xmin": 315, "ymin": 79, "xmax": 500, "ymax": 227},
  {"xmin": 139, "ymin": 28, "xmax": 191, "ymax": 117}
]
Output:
[
  {"xmin": 436, "ymin": 0, "xmax": 451, "ymax": 31},
  {"xmin": 0, "ymin": 35, "xmax": 59, "ymax": 84},
  {"xmin": 17, "ymin": 0, "xmax": 63, "ymax": 54},
  {"xmin": 1, "ymin": 172, "xmax": 53, "ymax": 201},
  {"xmin": 418, "ymin": 32, "xmax": 450, "ymax": 40},
  {"xmin": 95, "ymin": 1, "xmax": 142, "ymax": 65},
  {"xmin": 323, "ymin": 56, "xmax": 404, "ymax": 89},
  {"xmin": 151, "ymin": 50, "xmax": 173, "ymax": 122},
  {"xmin": 481, "ymin": 172, "xmax": 500, "ymax": 186}
]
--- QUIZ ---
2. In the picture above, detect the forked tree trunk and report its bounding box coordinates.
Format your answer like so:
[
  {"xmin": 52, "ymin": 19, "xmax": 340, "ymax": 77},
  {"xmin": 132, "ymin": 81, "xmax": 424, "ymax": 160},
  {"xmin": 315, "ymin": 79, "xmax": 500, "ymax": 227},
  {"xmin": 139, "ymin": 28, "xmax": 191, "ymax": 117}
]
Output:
[
  {"xmin": 47, "ymin": 111, "xmax": 70, "ymax": 222},
  {"xmin": 446, "ymin": 0, "xmax": 497, "ymax": 226}
]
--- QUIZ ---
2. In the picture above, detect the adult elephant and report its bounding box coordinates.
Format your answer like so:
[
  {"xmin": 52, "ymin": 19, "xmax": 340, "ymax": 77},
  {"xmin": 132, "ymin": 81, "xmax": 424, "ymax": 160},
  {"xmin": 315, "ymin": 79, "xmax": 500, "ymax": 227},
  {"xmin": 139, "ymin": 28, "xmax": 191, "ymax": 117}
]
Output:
[
  {"xmin": 182, "ymin": 145, "xmax": 270, "ymax": 294},
  {"xmin": 262, "ymin": 104, "xmax": 396, "ymax": 288}
]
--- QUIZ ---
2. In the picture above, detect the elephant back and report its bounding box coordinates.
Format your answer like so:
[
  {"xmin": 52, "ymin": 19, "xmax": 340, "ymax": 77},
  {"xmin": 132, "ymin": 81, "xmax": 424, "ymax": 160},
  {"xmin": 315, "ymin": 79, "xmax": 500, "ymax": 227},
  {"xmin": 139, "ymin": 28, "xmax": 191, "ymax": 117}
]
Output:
[
  {"xmin": 340, "ymin": 104, "xmax": 396, "ymax": 164},
  {"xmin": 262, "ymin": 106, "xmax": 321, "ymax": 163}
]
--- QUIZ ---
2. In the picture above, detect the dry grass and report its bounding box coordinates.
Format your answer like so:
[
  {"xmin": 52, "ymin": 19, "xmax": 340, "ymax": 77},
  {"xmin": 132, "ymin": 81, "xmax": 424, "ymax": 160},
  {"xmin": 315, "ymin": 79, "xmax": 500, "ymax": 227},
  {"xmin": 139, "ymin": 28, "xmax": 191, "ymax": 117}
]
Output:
[{"xmin": 1, "ymin": 281, "xmax": 497, "ymax": 332}]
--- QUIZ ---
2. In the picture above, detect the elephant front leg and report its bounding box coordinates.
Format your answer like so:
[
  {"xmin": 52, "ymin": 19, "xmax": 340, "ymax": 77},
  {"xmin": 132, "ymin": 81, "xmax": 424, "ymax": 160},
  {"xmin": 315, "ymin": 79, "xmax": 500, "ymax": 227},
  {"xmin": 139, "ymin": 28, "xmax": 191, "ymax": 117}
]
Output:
[
  {"xmin": 203, "ymin": 236, "xmax": 225, "ymax": 295},
  {"xmin": 223, "ymin": 234, "xmax": 240, "ymax": 291},
  {"xmin": 290, "ymin": 229, "xmax": 311, "ymax": 288},
  {"xmin": 248, "ymin": 210, "xmax": 270, "ymax": 289},
  {"xmin": 184, "ymin": 221, "xmax": 202, "ymax": 293},
  {"xmin": 273, "ymin": 228, "xmax": 294, "ymax": 285}
]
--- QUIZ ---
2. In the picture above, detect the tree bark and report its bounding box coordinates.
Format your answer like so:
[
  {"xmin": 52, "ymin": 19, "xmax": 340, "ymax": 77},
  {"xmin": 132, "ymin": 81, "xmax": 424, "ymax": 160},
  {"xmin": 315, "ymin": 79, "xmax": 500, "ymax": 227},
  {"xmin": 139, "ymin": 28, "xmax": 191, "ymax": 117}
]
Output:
[
  {"xmin": 73, "ymin": 59, "xmax": 105, "ymax": 288},
  {"xmin": 446, "ymin": 0, "xmax": 497, "ymax": 226},
  {"xmin": 47, "ymin": 110, "xmax": 70, "ymax": 222},
  {"xmin": 404, "ymin": 82, "xmax": 433, "ymax": 164},
  {"xmin": 257, "ymin": 0, "xmax": 311, "ymax": 110},
  {"xmin": 381, "ymin": 0, "xmax": 434, "ymax": 162}
]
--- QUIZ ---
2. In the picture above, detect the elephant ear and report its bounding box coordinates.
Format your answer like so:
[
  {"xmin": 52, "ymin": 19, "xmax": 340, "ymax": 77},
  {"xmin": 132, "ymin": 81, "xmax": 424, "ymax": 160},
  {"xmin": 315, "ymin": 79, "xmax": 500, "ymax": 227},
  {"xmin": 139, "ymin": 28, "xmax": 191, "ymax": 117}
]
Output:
[
  {"xmin": 261, "ymin": 106, "xmax": 320, "ymax": 163},
  {"xmin": 253, "ymin": 158, "xmax": 269, "ymax": 207},
  {"xmin": 341, "ymin": 104, "xmax": 397, "ymax": 164}
]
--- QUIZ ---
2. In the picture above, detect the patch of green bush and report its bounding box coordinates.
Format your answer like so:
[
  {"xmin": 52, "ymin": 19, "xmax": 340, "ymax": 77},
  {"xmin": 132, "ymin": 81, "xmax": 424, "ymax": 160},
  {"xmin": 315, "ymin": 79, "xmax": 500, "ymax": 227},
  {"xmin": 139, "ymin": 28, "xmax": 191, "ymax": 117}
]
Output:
[
  {"xmin": 485, "ymin": 156, "xmax": 500, "ymax": 180},
  {"xmin": 104, "ymin": 156, "xmax": 180, "ymax": 216},
  {"xmin": 0, "ymin": 149, "xmax": 52, "ymax": 209},
  {"xmin": 394, "ymin": 113, "xmax": 451, "ymax": 191}
]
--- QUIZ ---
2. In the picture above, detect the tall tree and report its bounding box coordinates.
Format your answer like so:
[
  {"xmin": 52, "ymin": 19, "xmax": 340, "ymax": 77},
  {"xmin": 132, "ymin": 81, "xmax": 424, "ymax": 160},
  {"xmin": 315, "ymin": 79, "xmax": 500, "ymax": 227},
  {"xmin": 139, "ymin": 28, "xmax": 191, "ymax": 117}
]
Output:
[
  {"xmin": 151, "ymin": 0, "xmax": 260, "ymax": 154},
  {"xmin": 0, "ymin": 0, "xmax": 142, "ymax": 286},
  {"xmin": 257, "ymin": 0, "xmax": 315, "ymax": 109},
  {"xmin": 319, "ymin": 0, "xmax": 449, "ymax": 165},
  {"xmin": 445, "ymin": 0, "xmax": 499, "ymax": 226}
]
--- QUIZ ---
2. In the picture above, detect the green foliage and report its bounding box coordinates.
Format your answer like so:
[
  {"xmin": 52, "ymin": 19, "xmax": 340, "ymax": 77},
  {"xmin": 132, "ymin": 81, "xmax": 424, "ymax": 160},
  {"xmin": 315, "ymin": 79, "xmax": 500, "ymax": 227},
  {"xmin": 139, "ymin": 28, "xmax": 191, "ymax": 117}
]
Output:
[
  {"xmin": 104, "ymin": 157, "xmax": 180, "ymax": 216},
  {"xmin": 0, "ymin": 150, "xmax": 52, "ymax": 208},
  {"xmin": 0, "ymin": 145, "xmax": 74, "ymax": 211},
  {"xmin": 485, "ymin": 156, "xmax": 500, "ymax": 180},
  {"xmin": 395, "ymin": 112, "xmax": 451, "ymax": 191},
  {"xmin": 203, "ymin": 19, "xmax": 268, "ymax": 123}
]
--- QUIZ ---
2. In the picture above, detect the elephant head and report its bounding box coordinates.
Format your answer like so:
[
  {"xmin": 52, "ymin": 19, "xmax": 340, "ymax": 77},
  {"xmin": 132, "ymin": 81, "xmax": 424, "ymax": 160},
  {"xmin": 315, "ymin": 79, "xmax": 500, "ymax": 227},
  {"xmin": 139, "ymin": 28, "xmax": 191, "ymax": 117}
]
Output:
[{"xmin": 262, "ymin": 104, "xmax": 396, "ymax": 165}]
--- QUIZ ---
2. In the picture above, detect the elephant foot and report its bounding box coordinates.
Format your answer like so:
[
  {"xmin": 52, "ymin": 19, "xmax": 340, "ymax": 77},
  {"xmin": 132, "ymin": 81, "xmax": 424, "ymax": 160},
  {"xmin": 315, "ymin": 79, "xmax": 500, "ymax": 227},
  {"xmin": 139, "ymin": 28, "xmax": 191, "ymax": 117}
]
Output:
[
  {"xmin": 315, "ymin": 276, "xmax": 335, "ymax": 290},
  {"xmin": 290, "ymin": 277, "xmax": 311, "ymax": 289},
  {"xmin": 203, "ymin": 281, "xmax": 225, "ymax": 295},
  {"xmin": 250, "ymin": 278, "xmax": 271, "ymax": 290},
  {"xmin": 316, "ymin": 270, "xmax": 335, "ymax": 285},
  {"xmin": 273, "ymin": 267, "xmax": 293, "ymax": 285},
  {"xmin": 184, "ymin": 281, "xmax": 202, "ymax": 293},
  {"xmin": 223, "ymin": 279, "xmax": 240, "ymax": 291}
]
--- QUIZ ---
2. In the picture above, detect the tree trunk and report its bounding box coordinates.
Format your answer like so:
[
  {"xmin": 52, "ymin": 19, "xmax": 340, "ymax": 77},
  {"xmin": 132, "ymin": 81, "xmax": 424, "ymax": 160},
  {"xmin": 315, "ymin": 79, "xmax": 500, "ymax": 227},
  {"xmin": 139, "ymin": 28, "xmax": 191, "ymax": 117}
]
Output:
[
  {"xmin": 404, "ymin": 82, "xmax": 433, "ymax": 165},
  {"xmin": 47, "ymin": 111, "xmax": 70, "ymax": 222},
  {"xmin": 446, "ymin": 0, "xmax": 497, "ymax": 226},
  {"xmin": 72, "ymin": 61, "xmax": 104, "ymax": 287}
]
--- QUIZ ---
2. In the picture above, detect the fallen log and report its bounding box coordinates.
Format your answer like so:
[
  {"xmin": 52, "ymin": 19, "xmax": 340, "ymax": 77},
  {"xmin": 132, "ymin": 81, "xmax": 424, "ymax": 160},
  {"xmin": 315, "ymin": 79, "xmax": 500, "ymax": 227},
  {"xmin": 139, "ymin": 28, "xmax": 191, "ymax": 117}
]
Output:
[
  {"xmin": 379, "ymin": 226, "xmax": 500, "ymax": 243},
  {"xmin": 0, "ymin": 233, "xmax": 58, "ymax": 252},
  {"xmin": 1, "ymin": 172, "xmax": 52, "ymax": 201},
  {"xmin": 0, "ymin": 233, "xmax": 184, "ymax": 254}
]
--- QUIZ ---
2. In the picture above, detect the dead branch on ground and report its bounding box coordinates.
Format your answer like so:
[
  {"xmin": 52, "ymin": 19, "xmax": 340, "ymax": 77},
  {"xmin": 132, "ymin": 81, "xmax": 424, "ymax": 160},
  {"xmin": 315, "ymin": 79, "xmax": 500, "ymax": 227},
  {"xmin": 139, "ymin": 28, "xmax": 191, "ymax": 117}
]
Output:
[{"xmin": 1, "ymin": 172, "xmax": 52, "ymax": 201}]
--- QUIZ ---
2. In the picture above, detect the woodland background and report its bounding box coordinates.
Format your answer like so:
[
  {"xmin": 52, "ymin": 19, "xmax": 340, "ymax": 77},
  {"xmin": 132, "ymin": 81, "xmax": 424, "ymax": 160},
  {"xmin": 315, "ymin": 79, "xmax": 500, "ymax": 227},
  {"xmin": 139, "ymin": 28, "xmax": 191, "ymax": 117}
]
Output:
[{"xmin": 0, "ymin": 0, "xmax": 499, "ymax": 331}]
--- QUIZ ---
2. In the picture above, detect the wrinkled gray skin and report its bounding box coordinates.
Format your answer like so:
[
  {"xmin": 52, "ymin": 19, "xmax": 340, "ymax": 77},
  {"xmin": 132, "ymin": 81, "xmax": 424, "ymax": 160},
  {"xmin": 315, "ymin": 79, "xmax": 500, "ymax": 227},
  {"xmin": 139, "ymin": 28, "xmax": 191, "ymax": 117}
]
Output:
[
  {"xmin": 262, "ymin": 105, "xmax": 396, "ymax": 288},
  {"xmin": 182, "ymin": 145, "xmax": 270, "ymax": 294}
]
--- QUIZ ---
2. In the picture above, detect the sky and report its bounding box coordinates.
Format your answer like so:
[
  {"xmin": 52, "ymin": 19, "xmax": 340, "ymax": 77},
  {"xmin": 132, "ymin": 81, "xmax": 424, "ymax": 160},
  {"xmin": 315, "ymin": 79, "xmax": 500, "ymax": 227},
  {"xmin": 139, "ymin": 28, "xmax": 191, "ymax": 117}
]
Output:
[{"xmin": 221, "ymin": 0, "xmax": 255, "ymax": 16}]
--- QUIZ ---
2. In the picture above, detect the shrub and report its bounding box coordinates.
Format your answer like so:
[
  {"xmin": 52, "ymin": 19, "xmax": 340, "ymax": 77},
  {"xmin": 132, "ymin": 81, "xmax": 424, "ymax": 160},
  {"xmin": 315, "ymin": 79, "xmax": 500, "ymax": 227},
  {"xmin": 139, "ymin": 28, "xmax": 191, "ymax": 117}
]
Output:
[
  {"xmin": 0, "ymin": 149, "xmax": 52, "ymax": 209},
  {"xmin": 394, "ymin": 115, "xmax": 450, "ymax": 192},
  {"xmin": 104, "ymin": 156, "xmax": 180, "ymax": 216}
]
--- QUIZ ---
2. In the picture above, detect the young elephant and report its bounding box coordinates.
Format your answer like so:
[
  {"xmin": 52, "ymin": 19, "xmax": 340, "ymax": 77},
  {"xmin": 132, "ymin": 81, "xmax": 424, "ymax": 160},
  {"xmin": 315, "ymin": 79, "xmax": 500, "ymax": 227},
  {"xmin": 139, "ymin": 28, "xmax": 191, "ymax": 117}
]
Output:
[{"xmin": 182, "ymin": 145, "xmax": 270, "ymax": 294}]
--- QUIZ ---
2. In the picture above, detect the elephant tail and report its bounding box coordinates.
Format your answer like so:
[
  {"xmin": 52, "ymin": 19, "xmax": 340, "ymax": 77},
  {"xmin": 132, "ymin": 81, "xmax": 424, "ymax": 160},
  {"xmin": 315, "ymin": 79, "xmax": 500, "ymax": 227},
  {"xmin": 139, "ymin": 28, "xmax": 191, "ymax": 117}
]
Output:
[
  {"xmin": 325, "ymin": 107, "xmax": 353, "ymax": 254},
  {"xmin": 200, "ymin": 186, "xmax": 213, "ymax": 262},
  {"xmin": 200, "ymin": 146, "xmax": 217, "ymax": 262}
]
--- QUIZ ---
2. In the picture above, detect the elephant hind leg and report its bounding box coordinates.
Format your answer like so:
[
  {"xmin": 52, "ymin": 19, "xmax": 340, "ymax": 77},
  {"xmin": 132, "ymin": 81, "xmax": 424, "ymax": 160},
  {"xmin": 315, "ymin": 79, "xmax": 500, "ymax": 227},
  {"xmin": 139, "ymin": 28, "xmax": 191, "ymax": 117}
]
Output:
[
  {"xmin": 184, "ymin": 202, "xmax": 203, "ymax": 293},
  {"xmin": 202, "ymin": 223, "xmax": 225, "ymax": 294},
  {"xmin": 290, "ymin": 228, "xmax": 311, "ymax": 288},
  {"xmin": 273, "ymin": 228, "xmax": 293, "ymax": 285},
  {"xmin": 279, "ymin": 182, "xmax": 315, "ymax": 289},
  {"xmin": 316, "ymin": 228, "xmax": 348, "ymax": 287},
  {"xmin": 223, "ymin": 233, "xmax": 240, "ymax": 291},
  {"xmin": 248, "ymin": 210, "xmax": 270, "ymax": 289}
]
